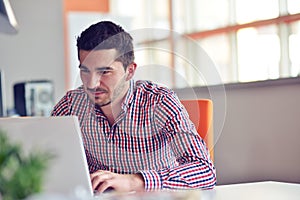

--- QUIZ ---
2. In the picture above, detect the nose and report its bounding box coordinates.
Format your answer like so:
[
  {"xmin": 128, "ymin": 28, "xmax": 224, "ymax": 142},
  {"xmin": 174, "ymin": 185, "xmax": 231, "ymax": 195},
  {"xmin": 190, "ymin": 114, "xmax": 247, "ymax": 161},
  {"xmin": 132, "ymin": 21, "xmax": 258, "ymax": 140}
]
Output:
[{"xmin": 86, "ymin": 73, "xmax": 101, "ymax": 89}]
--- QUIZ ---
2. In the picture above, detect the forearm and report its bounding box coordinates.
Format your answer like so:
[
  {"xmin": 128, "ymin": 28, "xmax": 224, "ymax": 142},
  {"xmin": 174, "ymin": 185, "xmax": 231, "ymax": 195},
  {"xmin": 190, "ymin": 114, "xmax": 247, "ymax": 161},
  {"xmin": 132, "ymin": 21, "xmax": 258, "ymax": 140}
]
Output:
[{"xmin": 139, "ymin": 161, "xmax": 216, "ymax": 191}]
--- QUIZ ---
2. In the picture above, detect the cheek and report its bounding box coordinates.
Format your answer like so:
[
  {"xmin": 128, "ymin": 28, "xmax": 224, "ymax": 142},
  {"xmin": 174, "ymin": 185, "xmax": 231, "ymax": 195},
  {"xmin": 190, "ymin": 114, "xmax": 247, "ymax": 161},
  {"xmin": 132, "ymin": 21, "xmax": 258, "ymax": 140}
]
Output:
[
  {"xmin": 80, "ymin": 73, "xmax": 96, "ymax": 88},
  {"xmin": 103, "ymin": 78, "xmax": 115, "ymax": 88},
  {"xmin": 101, "ymin": 78, "xmax": 119, "ymax": 91}
]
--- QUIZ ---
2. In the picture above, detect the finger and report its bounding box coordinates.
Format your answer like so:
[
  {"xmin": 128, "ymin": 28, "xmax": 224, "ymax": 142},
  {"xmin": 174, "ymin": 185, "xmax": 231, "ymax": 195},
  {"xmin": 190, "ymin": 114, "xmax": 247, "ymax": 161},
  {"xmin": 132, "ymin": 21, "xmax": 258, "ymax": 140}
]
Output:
[
  {"xmin": 90, "ymin": 170, "xmax": 105, "ymax": 180},
  {"xmin": 91, "ymin": 177, "xmax": 102, "ymax": 191},
  {"xmin": 91, "ymin": 172, "xmax": 113, "ymax": 190},
  {"xmin": 96, "ymin": 180, "xmax": 113, "ymax": 193},
  {"xmin": 90, "ymin": 171, "xmax": 103, "ymax": 190}
]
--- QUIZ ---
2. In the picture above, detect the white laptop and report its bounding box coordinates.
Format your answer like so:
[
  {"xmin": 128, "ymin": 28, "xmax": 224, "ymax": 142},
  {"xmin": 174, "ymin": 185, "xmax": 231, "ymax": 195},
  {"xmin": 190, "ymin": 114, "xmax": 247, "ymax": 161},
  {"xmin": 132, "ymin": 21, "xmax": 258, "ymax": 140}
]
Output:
[{"xmin": 0, "ymin": 116, "xmax": 94, "ymax": 197}]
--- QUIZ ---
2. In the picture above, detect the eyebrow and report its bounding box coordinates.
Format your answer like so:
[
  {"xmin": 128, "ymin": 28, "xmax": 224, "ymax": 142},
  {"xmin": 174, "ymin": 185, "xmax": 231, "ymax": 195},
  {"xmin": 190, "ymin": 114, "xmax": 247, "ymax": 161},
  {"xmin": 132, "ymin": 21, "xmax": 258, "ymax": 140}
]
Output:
[{"xmin": 79, "ymin": 64, "xmax": 114, "ymax": 71}]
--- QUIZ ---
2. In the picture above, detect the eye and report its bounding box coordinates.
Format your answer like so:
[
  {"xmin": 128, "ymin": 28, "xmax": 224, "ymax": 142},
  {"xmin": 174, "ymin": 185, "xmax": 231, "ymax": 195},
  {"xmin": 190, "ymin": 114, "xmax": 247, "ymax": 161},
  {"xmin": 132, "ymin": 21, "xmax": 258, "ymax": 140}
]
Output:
[
  {"xmin": 99, "ymin": 70, "xmax": 111, "ymax": 75},
  {"xmin": 80, "ymin": 67, "xmax": 89, "ymax": 73}
]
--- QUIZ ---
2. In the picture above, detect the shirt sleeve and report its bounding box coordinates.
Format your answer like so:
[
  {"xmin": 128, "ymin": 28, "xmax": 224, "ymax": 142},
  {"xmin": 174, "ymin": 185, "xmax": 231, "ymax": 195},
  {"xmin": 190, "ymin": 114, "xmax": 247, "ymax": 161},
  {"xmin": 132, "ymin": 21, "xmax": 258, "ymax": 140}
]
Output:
[
  {"xmin": 51, "ymin": 94, "xmax": 71, "ymax": 116},
  {"xmin": 139, "ymin": 92, "xmax": 216, "ymax": 191},
  {"xmin": 85, "ymin": 149, "xmax": 104, "ymax": 173}
]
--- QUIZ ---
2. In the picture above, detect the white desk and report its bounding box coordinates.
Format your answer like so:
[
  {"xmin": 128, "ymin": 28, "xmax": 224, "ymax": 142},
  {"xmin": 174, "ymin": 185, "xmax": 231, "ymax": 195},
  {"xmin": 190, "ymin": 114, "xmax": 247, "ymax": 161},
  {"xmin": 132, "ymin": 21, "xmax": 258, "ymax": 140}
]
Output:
[
  {"xmin": 99, "ymin": 181, "xmax": 300, "ymax": 200},
  {"xmin": 202, "ymin": 181, "xmax": 300, "ymax": 200},
  {"xmin": 100, "ymin": 181, "xmax": 300, "ymax": 200},
  {"xmin": 22, "ymin": 181, "xmax": 300, "ymax": 200}
]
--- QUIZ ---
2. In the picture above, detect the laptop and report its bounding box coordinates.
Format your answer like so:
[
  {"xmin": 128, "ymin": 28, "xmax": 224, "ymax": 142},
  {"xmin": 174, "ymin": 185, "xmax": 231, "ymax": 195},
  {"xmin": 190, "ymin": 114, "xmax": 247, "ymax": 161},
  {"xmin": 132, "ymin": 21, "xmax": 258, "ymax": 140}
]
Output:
[
  {"xmin": 0, "ymin": 116, "xmax": 205, "ymax": 200},
  {"xmin": 0, "ymin": 116, "xmax": 94, "ymax": 197}
]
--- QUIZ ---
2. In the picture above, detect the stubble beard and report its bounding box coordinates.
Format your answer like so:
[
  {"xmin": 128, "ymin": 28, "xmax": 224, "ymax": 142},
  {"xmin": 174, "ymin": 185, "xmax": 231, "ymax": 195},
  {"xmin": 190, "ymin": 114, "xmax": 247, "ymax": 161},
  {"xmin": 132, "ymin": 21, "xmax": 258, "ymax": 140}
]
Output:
[{"xmin": 92, "ymin": 75, "xmax": 128, "ymax": 108}]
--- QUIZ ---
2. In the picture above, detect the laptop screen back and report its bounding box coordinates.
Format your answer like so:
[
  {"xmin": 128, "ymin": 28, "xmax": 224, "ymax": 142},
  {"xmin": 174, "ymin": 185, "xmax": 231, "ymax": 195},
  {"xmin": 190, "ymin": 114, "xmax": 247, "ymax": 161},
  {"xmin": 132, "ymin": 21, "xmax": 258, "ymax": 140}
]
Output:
[{"xmin": 0, "ymin": 116, "xmax": 93, "ymax": 196}]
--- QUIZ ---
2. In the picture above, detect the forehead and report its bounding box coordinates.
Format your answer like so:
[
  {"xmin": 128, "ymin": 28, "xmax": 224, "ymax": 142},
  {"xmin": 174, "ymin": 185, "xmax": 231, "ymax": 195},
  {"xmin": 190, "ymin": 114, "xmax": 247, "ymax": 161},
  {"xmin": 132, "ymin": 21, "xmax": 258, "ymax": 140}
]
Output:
[{"xmin": 79, "ymin": 49, "xmax": 118, "ymax": 66}]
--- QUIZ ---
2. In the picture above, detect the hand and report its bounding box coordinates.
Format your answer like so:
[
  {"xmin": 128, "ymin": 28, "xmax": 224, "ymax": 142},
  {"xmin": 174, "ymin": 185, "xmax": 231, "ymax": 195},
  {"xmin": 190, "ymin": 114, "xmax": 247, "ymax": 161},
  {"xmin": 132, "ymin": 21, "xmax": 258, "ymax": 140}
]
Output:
[{"xmin": 90, "ymin": 170, "xmax": 145, "ymax": 193}]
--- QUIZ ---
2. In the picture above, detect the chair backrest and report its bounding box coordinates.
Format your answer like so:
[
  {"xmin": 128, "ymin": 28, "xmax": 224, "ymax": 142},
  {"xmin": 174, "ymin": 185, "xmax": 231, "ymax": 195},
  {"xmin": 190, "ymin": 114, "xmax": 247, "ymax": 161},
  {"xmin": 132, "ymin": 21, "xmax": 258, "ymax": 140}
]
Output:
[{"xmin": 180, "ymin": 99, "xmax": 214, "ymax": 161}]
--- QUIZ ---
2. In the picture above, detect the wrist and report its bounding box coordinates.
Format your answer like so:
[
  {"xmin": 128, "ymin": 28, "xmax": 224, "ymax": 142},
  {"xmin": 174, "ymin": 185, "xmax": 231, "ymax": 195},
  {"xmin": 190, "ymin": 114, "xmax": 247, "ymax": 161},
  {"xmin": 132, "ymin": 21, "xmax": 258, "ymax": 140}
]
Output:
[{"xmin": 132, "ymin": 173, "xmax": 145, "ymax": 192}]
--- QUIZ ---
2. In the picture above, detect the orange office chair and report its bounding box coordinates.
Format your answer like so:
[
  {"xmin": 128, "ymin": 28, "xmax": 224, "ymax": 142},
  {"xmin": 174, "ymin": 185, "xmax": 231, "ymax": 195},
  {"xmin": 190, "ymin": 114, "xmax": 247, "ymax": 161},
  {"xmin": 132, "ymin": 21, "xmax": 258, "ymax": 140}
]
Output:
[{"xmin": 180, "ymin": 99, "xmax": 214, "ymax": 161}]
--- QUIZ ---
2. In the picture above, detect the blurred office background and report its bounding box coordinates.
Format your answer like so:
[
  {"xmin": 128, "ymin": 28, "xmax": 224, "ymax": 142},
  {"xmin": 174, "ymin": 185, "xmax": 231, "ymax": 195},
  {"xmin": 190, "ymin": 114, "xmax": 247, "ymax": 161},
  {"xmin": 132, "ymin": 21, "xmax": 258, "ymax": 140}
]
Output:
[{"xmin": 0, "ymin": 0, "xmax": 299, "ymax": 185}]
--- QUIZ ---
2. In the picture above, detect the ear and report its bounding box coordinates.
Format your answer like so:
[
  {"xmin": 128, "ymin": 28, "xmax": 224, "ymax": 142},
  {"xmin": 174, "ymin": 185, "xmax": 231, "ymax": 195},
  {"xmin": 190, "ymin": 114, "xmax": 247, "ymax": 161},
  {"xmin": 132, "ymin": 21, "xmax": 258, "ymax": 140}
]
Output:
[{"xmin": 126, "ymin": 62, "xmax": 137, "ymax": 81}]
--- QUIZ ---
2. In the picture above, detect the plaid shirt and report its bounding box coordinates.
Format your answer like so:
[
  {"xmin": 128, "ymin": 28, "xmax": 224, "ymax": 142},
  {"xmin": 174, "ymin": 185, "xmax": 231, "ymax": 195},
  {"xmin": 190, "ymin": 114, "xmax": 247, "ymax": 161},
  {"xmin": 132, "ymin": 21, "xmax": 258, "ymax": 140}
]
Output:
[{"xmin": 51, "ymin": 80, "xmax": 216, "ymax": 190}]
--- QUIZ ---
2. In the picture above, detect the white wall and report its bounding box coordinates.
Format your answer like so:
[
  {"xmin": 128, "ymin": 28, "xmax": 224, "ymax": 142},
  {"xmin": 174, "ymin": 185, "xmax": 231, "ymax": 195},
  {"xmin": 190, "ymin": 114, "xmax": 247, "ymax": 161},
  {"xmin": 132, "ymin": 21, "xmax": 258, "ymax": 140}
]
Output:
[
  {"xmin": 175, "ymin": 78, "xmax": 300, "ymax": 185},
  {"xmin": 0, "ymin": 0, "xmax": 65, "ymax": 111}
]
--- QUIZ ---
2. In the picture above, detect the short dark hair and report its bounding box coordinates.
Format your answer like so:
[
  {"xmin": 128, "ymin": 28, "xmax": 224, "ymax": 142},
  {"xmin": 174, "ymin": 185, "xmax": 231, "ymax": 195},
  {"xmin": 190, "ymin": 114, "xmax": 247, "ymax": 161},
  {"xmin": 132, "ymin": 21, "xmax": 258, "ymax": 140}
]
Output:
[{"xmin": 76, "ymin": 21, "xmax": 135, "ymax": 69}]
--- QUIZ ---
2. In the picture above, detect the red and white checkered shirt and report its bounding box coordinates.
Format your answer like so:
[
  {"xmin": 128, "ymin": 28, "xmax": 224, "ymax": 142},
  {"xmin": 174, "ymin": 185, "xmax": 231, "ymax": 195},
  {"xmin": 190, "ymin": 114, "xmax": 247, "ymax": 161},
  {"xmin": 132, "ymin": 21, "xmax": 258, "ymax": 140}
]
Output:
[{"xmin": 51, "ymin": 80, "xmax": 216, "ymax": 190}]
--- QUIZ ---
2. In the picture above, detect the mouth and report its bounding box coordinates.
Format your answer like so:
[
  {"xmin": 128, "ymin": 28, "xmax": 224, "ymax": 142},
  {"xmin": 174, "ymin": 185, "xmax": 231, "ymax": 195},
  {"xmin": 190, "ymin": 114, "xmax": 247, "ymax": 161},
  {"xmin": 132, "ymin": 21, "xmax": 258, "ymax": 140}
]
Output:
[
  {"xmin": 93, "ymin": 91, "xmax": 105, "ymax": 96},
  {"xmin": 87, "ymin": 88, "xmax": 107, "ymax": 97}
]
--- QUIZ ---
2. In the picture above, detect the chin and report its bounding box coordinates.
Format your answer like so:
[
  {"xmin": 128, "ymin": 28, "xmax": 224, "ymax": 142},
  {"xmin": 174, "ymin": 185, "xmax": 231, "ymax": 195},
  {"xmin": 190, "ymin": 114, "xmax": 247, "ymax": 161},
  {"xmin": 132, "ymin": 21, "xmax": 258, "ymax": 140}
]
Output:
[{"xmin": 94, "ymin": 99, "xmax": 111, "ymax": 107}]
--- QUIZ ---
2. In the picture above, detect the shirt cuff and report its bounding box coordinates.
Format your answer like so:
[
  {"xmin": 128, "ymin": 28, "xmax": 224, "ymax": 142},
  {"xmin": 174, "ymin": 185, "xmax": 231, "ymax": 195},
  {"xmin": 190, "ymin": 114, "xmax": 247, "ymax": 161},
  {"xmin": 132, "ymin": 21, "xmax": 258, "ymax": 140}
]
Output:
[{"xmin": 139, "ymin": 170, "xmax": 163, "ymax": 191}]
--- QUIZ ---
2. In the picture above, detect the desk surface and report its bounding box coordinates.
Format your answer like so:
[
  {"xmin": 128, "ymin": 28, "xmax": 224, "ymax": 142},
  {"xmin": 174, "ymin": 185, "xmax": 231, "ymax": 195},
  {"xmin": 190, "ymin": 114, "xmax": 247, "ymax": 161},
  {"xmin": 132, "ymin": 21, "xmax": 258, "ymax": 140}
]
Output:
[
  {"xmin": 202, "ymin": 181, "xmax": 300, "ymax": 200},
  {"xmin": 98, "ymin": 181, "xmax": 300, "ymax": 200},
  {"xmin": 22, "ymin": 181, "xmax": 300, "ymax": 200}
]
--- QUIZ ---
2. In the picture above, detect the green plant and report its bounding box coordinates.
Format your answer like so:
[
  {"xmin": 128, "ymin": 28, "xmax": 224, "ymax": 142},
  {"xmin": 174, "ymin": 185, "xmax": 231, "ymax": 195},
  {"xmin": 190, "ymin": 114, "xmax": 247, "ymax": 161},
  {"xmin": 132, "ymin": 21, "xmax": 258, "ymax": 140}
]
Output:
[{"xmin": 0, "ymin": 129, "xmax": 54, "ymax": 200}]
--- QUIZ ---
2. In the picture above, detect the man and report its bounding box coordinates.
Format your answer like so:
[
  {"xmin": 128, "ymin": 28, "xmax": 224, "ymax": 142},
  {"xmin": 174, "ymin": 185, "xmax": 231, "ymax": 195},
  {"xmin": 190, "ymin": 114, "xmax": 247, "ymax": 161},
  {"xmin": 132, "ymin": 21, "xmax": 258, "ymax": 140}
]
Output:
[{"xmin": 51, "ymin": 21, "xmax": 216, "ymax": 193}]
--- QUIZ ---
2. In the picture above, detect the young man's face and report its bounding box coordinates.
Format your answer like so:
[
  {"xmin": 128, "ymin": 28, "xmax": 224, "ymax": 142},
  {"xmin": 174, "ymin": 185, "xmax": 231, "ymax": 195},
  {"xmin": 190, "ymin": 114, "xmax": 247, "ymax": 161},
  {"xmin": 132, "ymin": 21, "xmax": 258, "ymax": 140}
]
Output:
[{"xmin": 79, "ymin": 49, "xmax": 136, "ymax": 107}]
